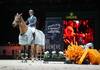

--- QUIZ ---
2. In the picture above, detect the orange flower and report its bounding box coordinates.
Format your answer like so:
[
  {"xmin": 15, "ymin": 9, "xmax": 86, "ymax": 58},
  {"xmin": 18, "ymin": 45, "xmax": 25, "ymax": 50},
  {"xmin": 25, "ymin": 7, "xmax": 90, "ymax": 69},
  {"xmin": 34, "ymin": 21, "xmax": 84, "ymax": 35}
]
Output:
[{"xmin": 64, "ymin": 42, "xmax": 84, "ymax": 62}]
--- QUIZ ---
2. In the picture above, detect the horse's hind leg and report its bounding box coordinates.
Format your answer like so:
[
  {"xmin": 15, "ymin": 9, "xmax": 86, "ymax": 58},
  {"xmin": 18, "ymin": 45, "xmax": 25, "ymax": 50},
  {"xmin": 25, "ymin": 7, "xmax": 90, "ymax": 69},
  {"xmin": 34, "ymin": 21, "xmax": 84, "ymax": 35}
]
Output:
[
  {"xmin": 31, "ymin": 44, "xmax": 36, "ymax": 61},
  {"xmin": 36, "ymin": 45, "xmax": 43, "ymax": 60}
]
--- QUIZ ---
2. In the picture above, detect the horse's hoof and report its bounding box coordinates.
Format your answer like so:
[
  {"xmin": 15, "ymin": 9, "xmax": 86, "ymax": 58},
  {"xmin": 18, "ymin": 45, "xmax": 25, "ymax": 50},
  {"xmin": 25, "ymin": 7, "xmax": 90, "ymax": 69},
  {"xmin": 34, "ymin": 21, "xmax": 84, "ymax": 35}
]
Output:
[{"xmin": 32, "ymin": 60, "xmax": 34, "ymax": 62}]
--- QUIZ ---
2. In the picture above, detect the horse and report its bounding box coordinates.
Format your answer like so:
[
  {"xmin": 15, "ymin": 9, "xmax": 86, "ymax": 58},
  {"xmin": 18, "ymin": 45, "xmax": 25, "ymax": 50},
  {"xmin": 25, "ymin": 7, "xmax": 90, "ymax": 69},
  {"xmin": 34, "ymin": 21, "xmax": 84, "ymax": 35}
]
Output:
[{"xmin": 12, "ymin": 13, "xmax": 45, "ymax": 61}]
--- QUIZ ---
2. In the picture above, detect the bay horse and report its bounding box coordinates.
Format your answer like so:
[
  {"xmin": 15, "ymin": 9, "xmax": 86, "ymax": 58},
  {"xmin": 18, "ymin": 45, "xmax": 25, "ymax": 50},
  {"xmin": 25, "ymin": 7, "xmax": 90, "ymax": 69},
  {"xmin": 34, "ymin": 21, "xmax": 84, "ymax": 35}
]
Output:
[{"xmin": 12, "ymin": 13, "xmax": 45, "ymax": 61}]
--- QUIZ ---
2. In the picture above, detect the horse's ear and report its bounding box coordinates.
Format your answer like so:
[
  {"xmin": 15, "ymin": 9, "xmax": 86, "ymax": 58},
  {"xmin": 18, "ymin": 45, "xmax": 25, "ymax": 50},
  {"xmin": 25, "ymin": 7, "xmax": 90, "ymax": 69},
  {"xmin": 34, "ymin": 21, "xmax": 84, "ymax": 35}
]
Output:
[
  {"xmin": 16, "ymin": 13, "xmax": 19, "ymax": 15},
  {"xmin": 20, "ymin": 13, "xmax": 22, "ymax": 16}
]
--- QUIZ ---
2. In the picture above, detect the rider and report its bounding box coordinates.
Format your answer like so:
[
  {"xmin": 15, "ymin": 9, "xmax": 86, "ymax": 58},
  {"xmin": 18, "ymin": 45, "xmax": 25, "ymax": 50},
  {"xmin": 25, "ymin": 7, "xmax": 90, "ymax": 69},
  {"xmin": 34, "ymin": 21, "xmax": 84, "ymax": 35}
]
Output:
[{"xmin": 26, "ymin": 9, "xmax": 37, "ymax": 33}]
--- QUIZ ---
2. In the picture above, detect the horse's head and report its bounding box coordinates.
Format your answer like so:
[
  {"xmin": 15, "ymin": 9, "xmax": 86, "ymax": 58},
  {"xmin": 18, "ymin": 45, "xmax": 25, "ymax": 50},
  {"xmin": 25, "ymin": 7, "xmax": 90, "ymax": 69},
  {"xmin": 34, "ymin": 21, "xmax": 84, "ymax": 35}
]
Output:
[{"xmin": 12, "ymin": 13, "xmax": 22, "ymax": 27}]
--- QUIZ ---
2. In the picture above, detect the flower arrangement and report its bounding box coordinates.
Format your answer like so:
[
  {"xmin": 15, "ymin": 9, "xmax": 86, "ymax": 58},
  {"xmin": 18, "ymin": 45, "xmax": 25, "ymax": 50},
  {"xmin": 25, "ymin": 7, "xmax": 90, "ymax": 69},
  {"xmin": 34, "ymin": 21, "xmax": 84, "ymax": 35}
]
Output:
[
  {"xmin": 51, "ymin": 51, "xmax": 57, "ymax": 59},
  {"xmin": 64, "ymin": 42, "xmax": 100, "ymax": 64},
  {"xmin": 64, "ymin": 42, "xmax": 84, "ymax": 63},
  {"xmin": 87, "ymin": 49, "xmax": 100, "ymax": 64},
  {"xmin": 58, "ymin": 51, "xmax": 64, "ymax": 59},
  {"xmin": 44, "ymin": 51, "xmax": 50, "ymax": 59}
]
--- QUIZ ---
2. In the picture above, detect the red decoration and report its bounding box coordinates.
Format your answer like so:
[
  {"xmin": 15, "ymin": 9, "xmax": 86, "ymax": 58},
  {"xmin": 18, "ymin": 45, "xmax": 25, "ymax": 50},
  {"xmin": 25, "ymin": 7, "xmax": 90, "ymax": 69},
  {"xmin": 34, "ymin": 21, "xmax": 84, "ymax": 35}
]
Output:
[{"xmin": 64, "ymin": 26, "xmax": 74, "ymax": 37}]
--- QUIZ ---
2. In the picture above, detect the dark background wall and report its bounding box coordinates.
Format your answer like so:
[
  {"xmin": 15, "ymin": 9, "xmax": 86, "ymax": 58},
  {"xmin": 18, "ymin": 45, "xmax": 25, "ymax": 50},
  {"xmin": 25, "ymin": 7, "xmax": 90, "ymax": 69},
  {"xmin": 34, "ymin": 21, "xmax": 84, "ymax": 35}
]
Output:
[{"xmin": 0, "ymin": 0, "xmax": 99, "ymax": 49}]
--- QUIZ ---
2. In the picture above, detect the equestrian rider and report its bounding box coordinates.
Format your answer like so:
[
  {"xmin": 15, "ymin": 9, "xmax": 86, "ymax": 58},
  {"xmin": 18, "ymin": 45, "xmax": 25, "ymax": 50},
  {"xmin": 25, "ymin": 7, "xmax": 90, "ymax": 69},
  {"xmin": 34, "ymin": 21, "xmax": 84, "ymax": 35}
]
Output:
[{"xmin": 26, "ymin": 9, "xmax": 37, "ymax": 33}]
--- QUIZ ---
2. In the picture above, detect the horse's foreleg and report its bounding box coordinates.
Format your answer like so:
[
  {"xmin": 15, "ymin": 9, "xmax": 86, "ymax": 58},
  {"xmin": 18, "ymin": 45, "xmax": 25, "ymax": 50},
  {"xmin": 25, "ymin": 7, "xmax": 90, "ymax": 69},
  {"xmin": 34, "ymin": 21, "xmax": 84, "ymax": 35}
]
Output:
[
  {"xmin": 31, "ymin": 44, "xmax": 36, "ymax": 60},
  {"xmin": 20, "ymin": 45, "xmax": 29, "ymax": 62}
]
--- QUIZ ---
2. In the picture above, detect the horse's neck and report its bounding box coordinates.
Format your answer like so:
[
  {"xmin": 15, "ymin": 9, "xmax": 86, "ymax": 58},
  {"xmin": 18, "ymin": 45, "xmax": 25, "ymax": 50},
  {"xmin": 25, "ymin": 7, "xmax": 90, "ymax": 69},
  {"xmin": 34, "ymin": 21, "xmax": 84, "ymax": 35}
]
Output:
[{"xmin": 19, "ymin": 17, "xmax": 28, "ymax": 34}]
